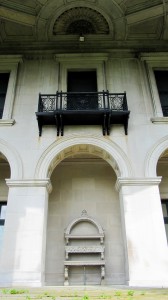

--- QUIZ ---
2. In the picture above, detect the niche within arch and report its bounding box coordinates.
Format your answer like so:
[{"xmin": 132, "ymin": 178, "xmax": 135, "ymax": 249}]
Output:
[{"xmin": 64, "ymin": 210, "xmax": 105, "ymax": 286}]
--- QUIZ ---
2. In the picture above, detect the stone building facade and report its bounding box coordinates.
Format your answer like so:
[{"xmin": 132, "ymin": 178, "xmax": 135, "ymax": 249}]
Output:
[{"xmin": 0, "ymin": 0, "xmax": 168, "ymax": 287}]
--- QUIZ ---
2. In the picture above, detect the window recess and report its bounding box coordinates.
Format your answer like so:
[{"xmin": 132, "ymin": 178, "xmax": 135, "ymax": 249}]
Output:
[
  {"xmin": 154, "ymin": 71, "xmax": 168, "ymax": 117},
  {"xmin": 0, "ymin": 73, "xmax": 10, "ymax": 119}
]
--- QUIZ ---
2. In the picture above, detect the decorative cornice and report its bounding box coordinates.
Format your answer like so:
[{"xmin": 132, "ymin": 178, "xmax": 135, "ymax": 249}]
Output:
[
  {"xmin": 0, "ymin": 55, "xmax": 23, "ymax": 64},
  {"xmin": 5, "ymin": 179, "xmax": 52, "ymax": 193},
  {"xmin": 24, "ymin": 54, "xmax": 54, "ymax": 61},
  {"xmin": 115, "ymin": 177, "xmax": 162, "ymax": 191},
  {"xmin": 54, "ymin": 53, "xmax": 108, "ymax": 62},
  {"xmin": 139, "ymin": 52, "xmax": 168, "ymax": 62},
  {"xmin": 0, "ymin": 119, "xmax": 15, "ymax": 126}
]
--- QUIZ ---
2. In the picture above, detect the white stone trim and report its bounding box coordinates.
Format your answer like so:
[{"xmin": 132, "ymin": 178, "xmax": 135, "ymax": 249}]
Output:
[
  {"xmin": 34, "ymin": 136, "xmax": 133, "ymax": 179},
  {"xmin": 145, "ymin": 135, "xmax": 168, "ymax": 177},
  {"xmin": 0, "ymin": 119, "xmax": 15, "ymax": 126},
  {"xmin": 64, "ymin": 260, "xmax": 105, "ymax": 266},
  {"xmin": 0, "ymin": 55, "xmax": 22, "ymax": 120},
  {"xmin": 5, "ymin": 179, "xmax": 52, "ymax": 193},
  {"xmin": 0, "ymin": 138, "xmax": 23, "ymax": 179},
  {"xmin": 55, "ymin": 53, "xmax": 108, "ymax": 92},
  {"xmin": 151, "ymin": 117, "xmax": 168, "ymax": 124},
  {"xmin": 116, "ymin": 177, "xmax": 162, "ymax": 191}
]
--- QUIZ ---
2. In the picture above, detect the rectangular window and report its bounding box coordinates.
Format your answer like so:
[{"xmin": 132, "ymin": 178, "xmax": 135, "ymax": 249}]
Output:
[
  {"xmin": 161, "ymin": 200, "xmax": 168, "ymax": 242},
  {"xmin": 0, "ymin": 202, "xmax": 7, "ymax": 252},
  {"xmin": 154, "ymin": 71, "xmax": 168, "ymax": 117},
  {"xmin": 0, "ymin": 73, "xmax": 10, "ymax": 119}
]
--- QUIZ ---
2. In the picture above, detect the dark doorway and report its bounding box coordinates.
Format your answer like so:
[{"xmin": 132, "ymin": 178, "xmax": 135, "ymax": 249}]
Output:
[
  {"xmin": 154, "ymin": 71, "xmax": 168, "ymax": 116},
  {"xmin": 0, "ymin": 73, "xmax": 10, "ymax": 118},
  {"xmin": 67, "ymin": 71, "xmax": 98, "ymax": 109}
]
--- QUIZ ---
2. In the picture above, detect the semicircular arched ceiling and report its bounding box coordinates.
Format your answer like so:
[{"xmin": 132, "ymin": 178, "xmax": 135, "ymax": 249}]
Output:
[{"xmin": 53, "ymin": 7, "xmax": 110, "ymax": 35}]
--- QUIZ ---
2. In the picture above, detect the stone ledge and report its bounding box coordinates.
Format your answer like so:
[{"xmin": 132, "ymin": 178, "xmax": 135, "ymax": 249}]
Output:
[
  {"xmin": 0, "ymin": 119, "xmax": 15, "ymax": 126},
  {"xmin": 64, "ymin": 260, "xmax": 105, "ymax": 266},
  {"xmin": 151, "ymin": 117, "xmax": 168, "ymax": 124}
]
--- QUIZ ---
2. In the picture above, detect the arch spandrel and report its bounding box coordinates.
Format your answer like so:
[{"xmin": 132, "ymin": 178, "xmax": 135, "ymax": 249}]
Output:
[{"xmin": 35, "ymin": 137, "xmax": 133, "ymax": 179}]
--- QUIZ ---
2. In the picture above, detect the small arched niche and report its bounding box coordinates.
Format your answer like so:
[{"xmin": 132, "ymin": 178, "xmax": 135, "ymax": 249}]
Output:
[{"xmin": 64, "ymin": 210, "xmax": 105, "ymax": 286}]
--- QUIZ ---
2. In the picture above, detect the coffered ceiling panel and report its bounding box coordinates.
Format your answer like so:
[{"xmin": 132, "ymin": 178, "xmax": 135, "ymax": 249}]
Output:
[
  {"xmin": 127, "ymin": 17, "xmax": 163, "ymax": 40},
  {"xmin": 0, "ymin": 0, "xmax": 167, "ymax": 52}
]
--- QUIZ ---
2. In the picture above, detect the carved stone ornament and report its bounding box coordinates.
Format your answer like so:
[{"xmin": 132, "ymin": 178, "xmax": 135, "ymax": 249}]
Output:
[
  {"xmin": 64, "ymin": 211, "xmax": 105, "ymax": 285},
  {"xmin": 53, "ymin": 7, "xmax": 109, "ymax": 35}
]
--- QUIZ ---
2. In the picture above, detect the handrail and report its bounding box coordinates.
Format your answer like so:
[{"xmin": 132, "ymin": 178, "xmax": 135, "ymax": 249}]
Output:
[{"xmin": 37, "ymin": 91, "xmax": 128, "ymax": 112}]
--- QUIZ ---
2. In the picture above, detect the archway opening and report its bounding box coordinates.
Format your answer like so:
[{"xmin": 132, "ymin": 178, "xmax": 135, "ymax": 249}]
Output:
[
  {"xmin": 157, "ymin": 149, "xmax": 168, "ymax": 243},
  {"xmin": 45, "ymin": 152, "xmax": 126, "ymax": 286},
  {"xmin": 0, "ymin": 152, "xmax": 10, "ymax": 253}
]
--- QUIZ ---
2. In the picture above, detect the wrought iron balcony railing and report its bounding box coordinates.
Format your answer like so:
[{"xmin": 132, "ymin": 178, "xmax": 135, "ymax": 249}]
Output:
[{"xmin": 36, "ymin": 91, "xmax": 130, "ymax": 136}]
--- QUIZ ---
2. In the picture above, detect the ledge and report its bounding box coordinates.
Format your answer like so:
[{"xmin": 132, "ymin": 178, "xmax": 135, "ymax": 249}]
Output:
[
  {"xmin": 5, "ymin": 179, "xmax": 52, "ymax": 193},
  {"xmin": 64, "ymin": 260, "xmax": 105, "ymax": 266},
  {"xmin": 115, "ymin": 177, "xmax": 162, "ymax": 191},
  {"xmin": 0, "ymin": 119, "xmax": 15, "ymax": 126},
  {"xmin": 151, "ymin": 117, "xmax": 168, "ymax": 124}
]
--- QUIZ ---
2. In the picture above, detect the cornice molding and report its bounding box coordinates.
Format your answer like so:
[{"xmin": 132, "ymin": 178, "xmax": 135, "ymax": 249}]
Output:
[
  {"xmin": 5, "ymin": 179, "xmax": 52, "ymax": 193},
  {"xmin": 115, "ymin": 177, "xmax": 162, "ymax": 191},
  {"xmin": 0, "ymin": 55, "xmax": 23, "ymax": 64},
  {"xmin": 139, "ymin": 52, "xmax": 168, "ymax": 62},
  {"xmin": 54, "ymin": 53, "xmax": 109, "ymax": 62}
]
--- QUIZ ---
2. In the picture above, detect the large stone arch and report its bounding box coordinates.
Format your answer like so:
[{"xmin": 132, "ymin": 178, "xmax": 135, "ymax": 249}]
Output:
[
  {"xmin": 145, "ymin": 135, "xmax": 168, "ymax": 177},
  {"xmin": 35, "ymin": 136, "xmax": 133, "ymax": 179},
  {"xmin": 0, "ymin": 138, "xmax": 23, "ymax": 179}
]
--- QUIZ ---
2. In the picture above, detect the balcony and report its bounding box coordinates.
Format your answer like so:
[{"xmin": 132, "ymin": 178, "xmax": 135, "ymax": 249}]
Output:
[{"xmin": 36, "ymin": 91, "xmax": 130, "ymax": 136}]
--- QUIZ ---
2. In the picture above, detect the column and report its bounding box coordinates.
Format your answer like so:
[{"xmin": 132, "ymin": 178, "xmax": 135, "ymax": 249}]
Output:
[
  {"xmin": 116, "ymin": 177, "xmax": 168, "ymax": 287},
  {"xmin": 0, "ymin": 179, "xmax": 51, "ymax": 287}
]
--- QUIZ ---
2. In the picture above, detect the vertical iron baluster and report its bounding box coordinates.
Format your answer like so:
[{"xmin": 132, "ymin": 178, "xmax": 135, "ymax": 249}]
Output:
[
  {"xmin": 38, "ymin": 93, "xmax": 42, "ymax": 112},
  {"xmin": 102, "ymin": 90, "xmax": 105, "ymax": 109},
  {"xmin": 60, "ymin": 91, "xmax": 62, "ymax": 110},
  {"xmin": 107, "ymin": 90, "xmax": 110, "ymax": 109},
  {"xmin": 123, "ymin": 91, "xmax": 127, "ymax": 110},
  {"xmin": 56, "ymin": 91, "xmax": 58, "ymax": 110}
]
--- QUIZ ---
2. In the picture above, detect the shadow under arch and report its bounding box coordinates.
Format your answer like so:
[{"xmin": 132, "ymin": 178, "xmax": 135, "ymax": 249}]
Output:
[
  {"xmin": 0, "ymin": 138, "xmax": 23, "ymax": 179},
  {"xmin": 35, "ymin": 136, "xmax": 133, "ymax": 179},
  {"xmin": 145, "ymin": 135, "xmax": 168, "ymax": 177}
]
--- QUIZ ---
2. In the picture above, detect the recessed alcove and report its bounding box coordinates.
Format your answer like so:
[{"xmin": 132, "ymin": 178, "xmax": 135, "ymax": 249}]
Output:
[{"xmin": 45, "ymin": 153, "xmax": 125, "ymax": 285}]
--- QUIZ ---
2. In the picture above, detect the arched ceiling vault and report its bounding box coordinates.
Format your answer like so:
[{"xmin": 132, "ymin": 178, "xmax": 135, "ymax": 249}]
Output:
[{"xmin": 0, "ymin": 0, "xmax": 167, "ymax": 52}]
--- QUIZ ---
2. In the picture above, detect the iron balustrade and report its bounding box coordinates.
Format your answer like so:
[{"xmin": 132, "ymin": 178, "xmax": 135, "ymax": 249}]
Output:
[{"xmin": 36, "ymin": 91, "xmax": 130, "ymax": 136}]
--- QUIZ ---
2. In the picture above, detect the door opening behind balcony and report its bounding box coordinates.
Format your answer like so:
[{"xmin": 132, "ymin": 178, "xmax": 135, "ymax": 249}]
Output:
[{"xmin": 67, "ymin": 70, "xmax": 98, "ymax": 110}]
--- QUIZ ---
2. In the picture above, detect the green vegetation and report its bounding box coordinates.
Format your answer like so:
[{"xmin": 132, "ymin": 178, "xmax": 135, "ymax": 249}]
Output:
[
  {"xmin": 1, "ymin": 288, "xmax": 29, "ymax": 294},
  {"xmin": 0, "ymin": 287, "xmax": 168, "ymax": 300},
  {"xmin": 127, "ymin": 290, "xmax": 134, "ymax": 296}
]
